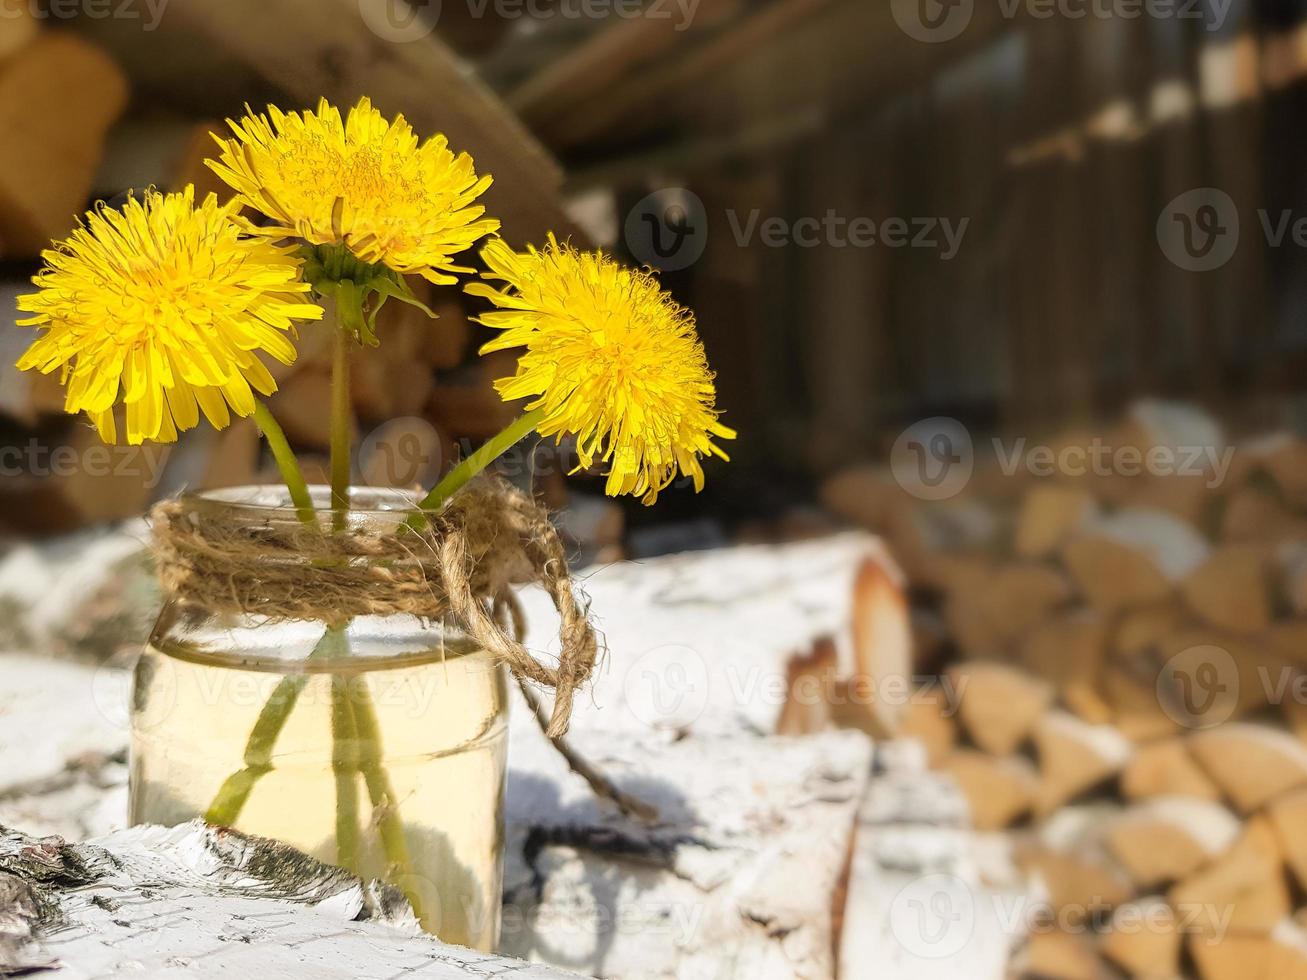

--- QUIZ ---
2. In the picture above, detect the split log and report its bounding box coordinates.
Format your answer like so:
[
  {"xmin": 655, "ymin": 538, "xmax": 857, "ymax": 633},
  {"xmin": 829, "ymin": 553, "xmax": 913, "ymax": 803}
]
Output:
[
  {"xmin": 1112, "ymin": 600, "xmax": 1189, "ymax": 660},
  {"xmin": 1283, "ymin": 696, "xmax": 1307, "ymax": 745},
  {"xmin": 1115, "ymin": 401, "xmax": 1225, "ymax": 477},
  {"xmin": 1033, "ymin": 711, "xmax": 1132, "ymax": 816},
  {"xmin": 1169, "ymin": 817, "xmax": 1289, "ymax": 936},
  {"xmin": 1128, "ymin": 472, "xmax": 1215, "ymax": 527},
  {"xmin": 1277, "ymin": 542, "xmax": 1307, "ymax": 616},
  {"xmin": 944, "ymin": 563, "xmax": 1072, "ymax": 658},
  {"xmin": 0, "ymin": 0, "xmax": 37, "ymax": 65},
  {"xmin": 0, "ymin": 33, "xmax": 128, "ymax": 257},
  {"xmin": 1100, "ymin": 896, "xmax": 1181, "ymax": 979},
  {"xmin": 266, "ymin": 369, "xmax": 350, "ymax": 450},
  {"xmin": 818, "ymin": 466, "xmax": 951, "ymax": 588},
  {"xmin": 427, "ymin": 353, "xmax": 523, "ymax": 441},
  {"xmin": 0, "ymin": 413, "xmax": 172, "ymax": 534},
  {"xmin": 350, "ymin": 279, "xmax": 438, "ymax": 422},
  {"xmin": 949, "ymin": 661, "xmax": 1053, "ymax": 755},
  {"xmin": 1120, "ymin": 738, "xmax": 1222, "ymax": 803},
  {"xmin": 1189, "ymin": 924, "xmax": 1307, "ymax": 980},
  {"xmin": 1265, "ymin": 788, "xmax": 1307, "ymax": 892},
  {"xmin": 1187, "ymin": 724, "xmax": 1307, "ymax": 812},
  {"xmin": 1179, "ymin": 545, "xmax": 1273, "ymax": 634},
  {"xmin": 939, "ymin": 750, "xmax": 1037, "ymax": 831},
  {"xmin": 517, "ymin": 532, "xmax": 912, "ymax": 738},
  {"xmin": 1265, "ymin": 619, "xmax": 1307, "ymax": 667},
  {"xmin": 426, "ymin": 296, "xmax": 473, "ymax": 371},
  {"xmin": 1019, "ymin": 611, "xmax": 1109, "ymax": 723},
  {"xmin": 1154, "ymin": 629, "xmax": 1288, "ymax": 725},
  {"xmin": 1014, "ymin": 484, "xmax": 1097, "ymax": 559},
  {"xmin": 817, "ymin": 468, "xmax": 923, "ymax": 569},
  {"xmin": 1014, "ymin": 930, "xmax": 1103, "ymax": 980},
  {"xmin": 1016, "ymin": 806, "xmax": 1135, "ymax": 922},
  {"xmin": 1102, "ymin": 662, "xmax": 1183, "ymax": 743},
  {"xmin": 503, "ymin": 721, "xmax": 873, "ymax": 980},
  {"xmin": 896, "ymin": 686, "xmax": 957, "ymax": 767},
  {"xmin": 1221, "ymin": 486, "xmax": 1307, "ymax": 544},
  {"xmin": 1104, "ymin": 798, "xmax": 1241, "ymax": 890},
  {"xmin": 1241, "ymin": 433, "xmax": 1307, "ymax": 506},
  {"xmin": 1062, "ymin": 508, "xmax": 1209, "ymax": 613},
  {"xmin": 350, "ymin": 348, "xmax": 435, "ymax": 426},
  {"xmin": 0, "ymin": 820, "xmax": 576, "ymax": 978},
  {"xmin": 839, "ymin": 741, "xmax": 1021, "ymax": 979}
]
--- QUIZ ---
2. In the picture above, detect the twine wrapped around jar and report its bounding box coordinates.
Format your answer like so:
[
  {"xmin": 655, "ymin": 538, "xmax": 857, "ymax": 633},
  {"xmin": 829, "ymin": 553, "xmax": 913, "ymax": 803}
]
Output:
[{"xmin": 150, "ymin": 478, "xmax": 598, "ymax": 737}]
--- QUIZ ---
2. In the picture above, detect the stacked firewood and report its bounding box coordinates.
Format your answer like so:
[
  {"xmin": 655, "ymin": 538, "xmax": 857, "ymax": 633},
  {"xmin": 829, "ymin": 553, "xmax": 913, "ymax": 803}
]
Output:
[{"xmin": 823, "ymin": 402, "xmax": 1307, "ymax": 980}]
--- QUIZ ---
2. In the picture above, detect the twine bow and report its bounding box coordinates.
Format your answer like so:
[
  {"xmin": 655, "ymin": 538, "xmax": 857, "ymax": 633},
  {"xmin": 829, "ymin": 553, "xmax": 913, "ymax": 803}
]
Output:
[{"xmin": 151, "ymin": 478, "xmax": 597, "ymax": 737}]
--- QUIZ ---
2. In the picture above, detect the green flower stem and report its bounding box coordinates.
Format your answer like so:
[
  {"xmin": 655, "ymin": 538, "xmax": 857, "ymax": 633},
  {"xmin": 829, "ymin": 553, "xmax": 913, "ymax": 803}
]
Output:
[
  {"xmin": 347, "ymin": 669, "xmax": 427, "ymax": 925},
  {"xmin": 330, "ymin": 319, "xmax": 353, "ymax": 528},
  {"xmin": 253, "ymin": 401, "xmax": 315, "ymax": 526},
  {"xmin": 330, "ymin": 674, "xmax": 361, "ymax": 871},
  {"xmin": 203, "ymin": 626, "xmax": 341, "ymax": 826},
  {"xmin": 203, "ymin": 674, "xmax": 307, "ymax": 825},
  {"xmin": 409, "ymin": 407, "xmax": 546, "ymax": 525}
]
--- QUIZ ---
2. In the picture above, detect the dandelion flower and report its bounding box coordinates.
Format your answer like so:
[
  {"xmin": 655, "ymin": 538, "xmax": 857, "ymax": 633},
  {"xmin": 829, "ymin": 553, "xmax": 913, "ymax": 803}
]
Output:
[
  {"xmin": 467, "ymin": 235, "xmax": 735, "ymax": 504},
  {"xmin": 15, "ymin": 187, "xmax": 323, "ymax": 445},
  {"xmin": 207, "ymin": 97, "xmax": 499, "ymax": 286}
]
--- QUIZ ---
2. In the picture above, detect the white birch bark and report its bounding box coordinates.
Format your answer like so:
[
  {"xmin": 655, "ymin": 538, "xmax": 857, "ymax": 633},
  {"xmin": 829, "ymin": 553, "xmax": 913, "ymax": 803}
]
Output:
[{"xmin": 0, "ymin": 820, "xmax": 582, "ymax": 978}]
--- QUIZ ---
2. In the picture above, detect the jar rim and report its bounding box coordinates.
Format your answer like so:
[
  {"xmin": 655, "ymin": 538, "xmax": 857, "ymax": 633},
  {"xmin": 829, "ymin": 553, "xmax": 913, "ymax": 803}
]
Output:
[{"xmin": 181, "ymin": 484, "xmax": 427, "ymax": 521}]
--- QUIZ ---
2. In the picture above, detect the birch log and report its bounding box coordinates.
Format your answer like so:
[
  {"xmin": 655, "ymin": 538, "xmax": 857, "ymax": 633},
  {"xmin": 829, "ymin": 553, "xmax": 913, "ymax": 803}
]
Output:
[
  {"xmin": 502, "ymin": 714, "xmax": 874, "ymax": 979},
  {"xmin": 516, "ymin": 532, "xmax": 912, "ymax": 737},
  {"xmin": 0, "ymin": 820, "xmax": 581, "ymax": 978},
  {"xmin": 0, "ymin": 654, "xmax": 879, "ymax": 979},
  {"xmin": 839, "ymin": 740, "xmax": 1025, "ymax": 980}
]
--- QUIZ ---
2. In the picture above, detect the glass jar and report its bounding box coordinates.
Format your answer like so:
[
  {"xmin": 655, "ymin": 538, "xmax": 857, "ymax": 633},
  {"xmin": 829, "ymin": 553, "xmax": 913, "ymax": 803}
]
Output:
[{"xmin": 130, "ymin": 486, "xmax": 509, "ymax": 951}]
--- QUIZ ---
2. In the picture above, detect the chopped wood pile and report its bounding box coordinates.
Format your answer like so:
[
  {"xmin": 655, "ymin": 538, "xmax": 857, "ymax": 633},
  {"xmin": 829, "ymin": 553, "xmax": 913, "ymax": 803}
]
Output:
[{"xmin": 822, "ymin": 400, "xmax": 1307, "ymax": 980}]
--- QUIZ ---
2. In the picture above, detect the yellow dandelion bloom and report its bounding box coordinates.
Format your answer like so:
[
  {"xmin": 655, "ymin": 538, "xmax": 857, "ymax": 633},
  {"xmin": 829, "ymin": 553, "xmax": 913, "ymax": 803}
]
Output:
[
  {"xmin": 468, "ymin": 235, "xmax": 735, "ymax": 504},
  {"xmin": 207, "ymin": 97, "xmax": 500, "ymax": 285},
  {"xmin": 16, "ymin": 186, "xmax": 323, "ymax": 445}
]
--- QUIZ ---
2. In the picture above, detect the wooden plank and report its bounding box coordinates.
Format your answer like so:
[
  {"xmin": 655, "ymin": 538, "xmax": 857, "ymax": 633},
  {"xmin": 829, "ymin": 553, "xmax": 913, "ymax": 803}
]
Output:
[
  {"xmin": 163, "ymin": 0, "xmax": 578, "ymax": 245},
  {"xmin": 545, "ymin": 0, "xmax": 1008, "ymax": 156},
  {"xmin": 542, "ymin": 0, "xmax": 841, "ymax": 151},
  {"xmin": 509, "ymin": 0, "xmax": 742, "ymax": 127}
]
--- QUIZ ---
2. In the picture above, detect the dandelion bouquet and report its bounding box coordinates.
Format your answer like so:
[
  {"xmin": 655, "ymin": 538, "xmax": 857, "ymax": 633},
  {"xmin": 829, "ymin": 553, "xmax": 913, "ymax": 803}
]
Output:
[{"xmin": 14, "ymin": 97, "xmax": 733, "ymax": 947}]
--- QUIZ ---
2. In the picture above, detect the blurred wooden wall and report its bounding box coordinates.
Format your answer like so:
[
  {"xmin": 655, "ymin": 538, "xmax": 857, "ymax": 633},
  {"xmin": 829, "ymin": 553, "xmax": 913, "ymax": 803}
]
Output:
[{"xmin": 588, "ymin": 0, "xmax": 1307, "ymax": 474}]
